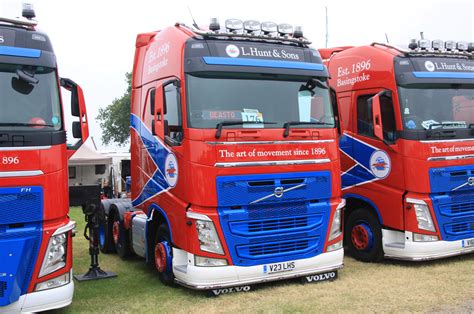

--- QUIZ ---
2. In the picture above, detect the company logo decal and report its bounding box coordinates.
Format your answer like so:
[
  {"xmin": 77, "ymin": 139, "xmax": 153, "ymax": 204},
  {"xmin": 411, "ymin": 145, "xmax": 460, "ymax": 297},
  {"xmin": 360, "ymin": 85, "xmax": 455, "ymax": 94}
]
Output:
[
  {"xmin": 424, "ymin": 60, "xmax": 435, "ymax": 72},
  {"xmin": 369, "ymin": 150, "xmax": 391, "ymax": 179},
  {"xmin": 225, "ymin": 44, "xmax": 240, "ymax": 58},
  {"xmin": 468, "ymin": 177, "xmax": 474, "ymax": 186},
  {"xmin": 165, "ymin": 153, "xmax": 178, "ymax": 187},
  {"xmin": 340, "ymin": 133, "xmax": 393, "ymax": 190}
]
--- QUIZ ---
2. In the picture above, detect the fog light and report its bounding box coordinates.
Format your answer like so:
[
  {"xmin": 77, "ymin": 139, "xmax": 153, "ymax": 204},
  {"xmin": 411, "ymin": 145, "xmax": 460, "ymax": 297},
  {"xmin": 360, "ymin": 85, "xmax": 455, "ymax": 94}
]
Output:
[
  {"xmin": 243, "ymin": 20, "xmax": 260, "ymax": 33},
  {"xmin": 413, "ymin": 233, "xmax": 439, "ymax": 242},
  {"xmin": 457, "ymin": 41, "xmax": 468, "ymax": 51},
  {"xmin": 445, "ymin": 40, "xmax": 456, "ymax": 51},
  {"xmin": 35, "ymin": 272, "xmax": 70, "ymax": 291},
  {"xmin": 225, "ymin": 19, "xmax": 243, "ymax": 32},
  {"xmin": 327, "ymin": 240, "xmax": 343, "ymax": 252},
  {"xmin": 261, "ymin": 21, "xmax": 277, "ymax": 34},
  {"xmin": 432, "ymin": 40, "xmax": 443, "ymax": 50},
  {"xmin": 418, "ymin": 39, "xmax": 431, "ymax": 50},
  {"xmin": 277, "ymin": 23, "xmax": 293, "ymax": 36},
  {"xmin": 195, "ymin": 255, "xmax": 228, "ymax": 267}
]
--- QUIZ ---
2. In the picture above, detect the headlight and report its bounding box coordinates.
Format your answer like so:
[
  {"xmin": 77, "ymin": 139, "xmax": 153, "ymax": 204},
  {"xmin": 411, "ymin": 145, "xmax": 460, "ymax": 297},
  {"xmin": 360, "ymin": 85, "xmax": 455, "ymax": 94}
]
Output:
[
  {"xmin": 195, "ymin": 220, "xmax": 224, "ymax": 255},
  {"xmin": 186, "ymin": 211, "xmax": 224, "ymax": 255},
  {"xmin": 195, "ymin": 255, "xmax": 228, "ymax": 267},
  {"xmin": 39, "ymin": 225, "xmax": 71, "ymax": 277},
  {"xmin": 328, "ymin": 200, "xmax": 345, "ymax": 241},
  {"xmin": 407, "ymin": 198, "xmax": 435, "ymax": 232}
]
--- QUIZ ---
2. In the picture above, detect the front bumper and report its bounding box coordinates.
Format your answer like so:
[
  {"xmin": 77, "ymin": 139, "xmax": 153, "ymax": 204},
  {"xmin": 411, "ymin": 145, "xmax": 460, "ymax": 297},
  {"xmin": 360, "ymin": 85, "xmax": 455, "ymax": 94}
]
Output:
[
  {"xmin": 383, "ymin": 230, "xmax": 474, "ymax": 261},
  {"xmin": 0, "ymin": 271, "xmax": 73, "ymax": 313},
  {"xmin": 172, "ymin": 248, "xmax": 343, "ymax": 290}
]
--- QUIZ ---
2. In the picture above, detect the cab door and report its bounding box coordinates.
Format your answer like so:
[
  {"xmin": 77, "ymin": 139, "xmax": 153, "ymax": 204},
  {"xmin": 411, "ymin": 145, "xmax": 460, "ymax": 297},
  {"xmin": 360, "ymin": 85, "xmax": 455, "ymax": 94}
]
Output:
[{"xmin": 348, "ymin": 88, "xmax": 405, "ymax": 230}]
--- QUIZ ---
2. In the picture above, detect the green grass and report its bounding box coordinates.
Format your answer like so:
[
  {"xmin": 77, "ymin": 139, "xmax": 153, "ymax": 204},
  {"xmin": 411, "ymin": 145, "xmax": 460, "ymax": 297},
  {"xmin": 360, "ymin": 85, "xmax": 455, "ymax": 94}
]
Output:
[{"xmin": 57, "ymin": 207, "xmax": 474, "ymax": 313}]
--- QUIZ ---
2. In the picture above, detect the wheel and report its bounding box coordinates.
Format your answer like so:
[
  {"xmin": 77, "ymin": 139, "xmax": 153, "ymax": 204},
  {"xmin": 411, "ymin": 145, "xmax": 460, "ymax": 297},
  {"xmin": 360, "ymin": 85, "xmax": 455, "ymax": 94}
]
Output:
[
  {"xmin": 99, "ymin": 214, "xmax": 116, "ymax": 254},
  {"xmin": 112, "ymin": 214, "xmax": 131, "ymax": 258},
  {"xmin": 152, "ymin": 223, "xmax": 174, "ymax": 285},
  {"xmin": 344, "ymin": 208, "xmax": 383, "ymax": 262}
]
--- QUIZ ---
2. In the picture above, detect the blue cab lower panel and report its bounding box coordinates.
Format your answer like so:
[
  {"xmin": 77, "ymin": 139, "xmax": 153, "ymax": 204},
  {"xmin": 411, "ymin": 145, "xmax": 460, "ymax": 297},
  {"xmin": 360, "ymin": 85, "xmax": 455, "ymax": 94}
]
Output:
[
  {"xmin": 429, "ymin": 166, "xmax": 474, "ymax": 241},
  {"xmin": 0, "ymin": 223, "xmax": 42, "ymax": 306},
  {"xmin": 0, "ymin": 187, "xmax": 43, "ymax": 306},
  {"xmin": 217, "ymin": 171, "xmax": 331, "ymax": 267}
]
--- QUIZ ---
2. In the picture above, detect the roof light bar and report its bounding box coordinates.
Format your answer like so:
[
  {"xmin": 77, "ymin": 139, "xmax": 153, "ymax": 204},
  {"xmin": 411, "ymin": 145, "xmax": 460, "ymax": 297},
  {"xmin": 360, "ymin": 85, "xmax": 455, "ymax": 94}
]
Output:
[
  {"xmin": 189, "ymin": 18, "xmax": 311, "ymax": 45},
  {"xmin": 406, "ymin": 37, "xmax": 473, "ymax": 55}
]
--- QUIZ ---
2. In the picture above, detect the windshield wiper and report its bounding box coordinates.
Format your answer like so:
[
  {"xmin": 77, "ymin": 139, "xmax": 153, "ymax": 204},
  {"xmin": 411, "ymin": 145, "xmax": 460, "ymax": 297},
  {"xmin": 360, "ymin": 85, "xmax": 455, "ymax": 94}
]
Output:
[
  {"xmin": 283, "ymin": 121, "xmax": 333, "ymax": 137},
  {"xmin": 0, "ymin": 122, "xmax": 55, "ymax": 127},
  {"xmin": 215, "ymin": 121, "xmax": 277, "ymax": 139}
]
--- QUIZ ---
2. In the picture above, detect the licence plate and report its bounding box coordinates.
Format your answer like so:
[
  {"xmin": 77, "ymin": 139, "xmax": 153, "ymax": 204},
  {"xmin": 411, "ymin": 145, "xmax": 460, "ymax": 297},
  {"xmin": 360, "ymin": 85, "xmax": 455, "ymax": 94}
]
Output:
[
  {"xmin": 263, "ymin": 261, "xmax": 295, "ymax": 274},
  {"xmin": 462, "ymin": 238, "xmax": 474, "ymax": 248}
]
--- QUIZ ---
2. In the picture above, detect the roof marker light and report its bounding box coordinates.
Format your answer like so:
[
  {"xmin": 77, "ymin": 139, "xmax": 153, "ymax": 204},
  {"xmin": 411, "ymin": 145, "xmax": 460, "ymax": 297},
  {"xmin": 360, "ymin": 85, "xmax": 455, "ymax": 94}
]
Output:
[
  {"xmin": 418, "ymin": 39, "xmax": 431, "ymax": 50},
  {"xmin": 293, "ymin": 26, "xmax": 303, "ymax": 38},
  {"xmin": 225, "ymin": 19, "xmax": 243, "ymax": 32},
  {"xmin": 261, "ymin": 21, "xmax": 277, "ymax": 35},
  {"xmin": 431, "ymin": 40, "xmax": 443, "ymax": 50},
  {"xmin": 468, "ymin": 42, "xmax": 474, "ymax": 53},
  {"xmin": 209, "ymin": 18, "xmax": 220, "ymax": 31},
  {"xmin": 444, "ymin": 40, "xmax": 455, "ymax": 51},
  {"xmin": 243, "ymin": 20, "xmax": 260, "ymax": 33},
  {"xmin": 408, "ymin": 39, "xmax": 418, "ymax": 50},
  {"xmin": 456, "ymin": 41, "xmax": 468, "ymax": 51},
  {"xmin": 277, "ymin": 23, "xmax": 293, "ymax": 36},
  {"xmin": 22, "ymin": 3, "xmax": 35, "ymax": 20}
]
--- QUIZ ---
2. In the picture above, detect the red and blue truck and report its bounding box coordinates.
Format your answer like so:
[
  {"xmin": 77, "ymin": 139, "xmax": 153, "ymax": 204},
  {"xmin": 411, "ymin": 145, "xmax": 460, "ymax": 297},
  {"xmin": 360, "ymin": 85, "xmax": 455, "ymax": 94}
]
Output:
[
  {"xmin": 320, "ymin": 39, "xmax": 474, "ymax": 261},
  {"xmin": 99, "ymin": 18, "xmax": 345, "ymax": 294},
  {"xmin": 0, "ymin": 5, "xmax": 89, "ymax": 312}
]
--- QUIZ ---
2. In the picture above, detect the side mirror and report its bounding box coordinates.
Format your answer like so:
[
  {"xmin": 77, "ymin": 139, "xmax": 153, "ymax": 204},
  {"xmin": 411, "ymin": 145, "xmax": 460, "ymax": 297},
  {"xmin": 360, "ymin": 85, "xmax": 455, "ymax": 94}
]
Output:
[
  {"xmin": 72, "ymin": 121, "xmax": 82, "ymax": 138},
  {"xmin": 61, "ymin": 78, "xmax": 89, "ymax": 152}
]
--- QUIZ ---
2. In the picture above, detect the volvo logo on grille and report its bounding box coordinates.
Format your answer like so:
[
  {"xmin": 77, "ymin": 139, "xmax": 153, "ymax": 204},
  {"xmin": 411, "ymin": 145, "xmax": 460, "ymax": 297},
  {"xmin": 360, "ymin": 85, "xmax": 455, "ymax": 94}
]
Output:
[
  {"xmin": 274, "ymin": 187, "xmax": 284, "ymax": 198},
  {"xmin": 468, "ymin": 177, "xmax": 474, "ymax": 186},
  {"xmin": 249, "ymin": 183, "xmax": 306, "ymax": 204}
]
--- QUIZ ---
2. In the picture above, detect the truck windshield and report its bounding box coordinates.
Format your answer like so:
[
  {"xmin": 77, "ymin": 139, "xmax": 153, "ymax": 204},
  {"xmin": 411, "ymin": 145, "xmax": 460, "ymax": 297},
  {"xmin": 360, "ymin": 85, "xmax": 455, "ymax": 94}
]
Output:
[
  {"xmin": 398, "ymin": 84, "xmax": 474, "ymax": 130},
  {"xmin": 0, "ymin": 63, "xmax": 62, "ymax": 131},
  {"xmin": 186, "ymin": 73, "xmax": 335, "ymax": 129}
]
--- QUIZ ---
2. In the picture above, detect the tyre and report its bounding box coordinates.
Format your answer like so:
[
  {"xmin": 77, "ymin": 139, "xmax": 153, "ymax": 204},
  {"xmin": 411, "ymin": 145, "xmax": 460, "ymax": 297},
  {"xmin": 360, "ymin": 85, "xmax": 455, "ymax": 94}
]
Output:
[
  {"xmin": 112, "ymin": 213, "xmax": 131, "ymax": 258},
  {"xmin": 344, "ymin": 208, "xmax": 383, "ymax": 262},
  {"xmin": 152, "ymin": 223, "xmax": 175, "ymax": 285},
  {"xmin": 99, "ymin": 214, "xmax": 116, "ymax": 254}
]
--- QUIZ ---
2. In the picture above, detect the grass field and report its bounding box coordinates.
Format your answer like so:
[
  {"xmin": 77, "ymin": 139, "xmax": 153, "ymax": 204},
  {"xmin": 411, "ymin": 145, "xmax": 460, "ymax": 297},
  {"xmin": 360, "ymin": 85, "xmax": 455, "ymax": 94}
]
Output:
[{"xmin": 56, "ymin": 207, "xmax": 474, "ymax": 313}]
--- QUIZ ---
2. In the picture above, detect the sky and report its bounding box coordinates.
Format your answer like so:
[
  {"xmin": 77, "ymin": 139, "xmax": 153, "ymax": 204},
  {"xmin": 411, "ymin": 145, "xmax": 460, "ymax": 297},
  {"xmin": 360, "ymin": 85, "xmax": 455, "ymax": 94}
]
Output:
[{"xmin": 1, "ymin": 0, "xmax": 473, "ymax": 150}]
